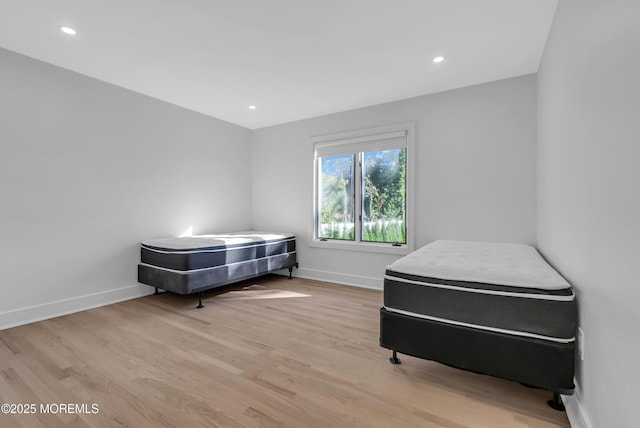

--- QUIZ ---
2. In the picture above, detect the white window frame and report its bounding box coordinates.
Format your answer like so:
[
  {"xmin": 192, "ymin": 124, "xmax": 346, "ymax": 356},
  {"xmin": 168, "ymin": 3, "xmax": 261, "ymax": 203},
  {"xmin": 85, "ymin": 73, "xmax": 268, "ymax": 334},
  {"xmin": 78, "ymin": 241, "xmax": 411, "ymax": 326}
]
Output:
[{"xmin": 310, "ymin": 122, "xmax": 415, "ymax": 255}]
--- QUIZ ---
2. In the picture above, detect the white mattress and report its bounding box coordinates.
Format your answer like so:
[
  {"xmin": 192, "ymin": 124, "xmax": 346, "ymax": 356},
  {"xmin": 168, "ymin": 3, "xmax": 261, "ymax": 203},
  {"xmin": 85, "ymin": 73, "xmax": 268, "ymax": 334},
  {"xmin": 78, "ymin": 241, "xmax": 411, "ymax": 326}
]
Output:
[
  {"xmin": 142, "ymin": 231, "xmax": 293, "ymax": 251},
  {"xmin": 386, "ymin": 240, "xmax": 570, "ymax": 290}
]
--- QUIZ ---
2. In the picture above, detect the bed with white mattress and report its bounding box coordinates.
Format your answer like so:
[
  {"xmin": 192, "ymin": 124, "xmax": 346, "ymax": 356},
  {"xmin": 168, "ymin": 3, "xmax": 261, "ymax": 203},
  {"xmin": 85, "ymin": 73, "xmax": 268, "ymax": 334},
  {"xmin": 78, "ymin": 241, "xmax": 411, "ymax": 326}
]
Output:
[
  {"xmin": 138, "ymin": 232, "xmax": 297, "ymax": 307},
  {"xmin": 379, "ymin": 240, "xmax": 576, "ymax": 408}
]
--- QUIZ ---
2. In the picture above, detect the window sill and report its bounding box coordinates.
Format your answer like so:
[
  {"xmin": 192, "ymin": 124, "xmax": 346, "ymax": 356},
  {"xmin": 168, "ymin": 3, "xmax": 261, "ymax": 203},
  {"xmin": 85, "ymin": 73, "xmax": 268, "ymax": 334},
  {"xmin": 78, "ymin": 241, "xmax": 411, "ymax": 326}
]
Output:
[{"xmin": 309, "ymin": 239, "xmax": 413, "ymax": 255}]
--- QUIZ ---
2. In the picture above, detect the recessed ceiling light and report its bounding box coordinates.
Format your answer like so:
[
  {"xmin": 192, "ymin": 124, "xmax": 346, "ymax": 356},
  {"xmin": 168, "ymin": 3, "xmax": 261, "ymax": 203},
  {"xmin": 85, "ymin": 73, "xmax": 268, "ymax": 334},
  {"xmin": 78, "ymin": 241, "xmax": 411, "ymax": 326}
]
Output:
[
  {"xmin": 248, "ymin": 105, "xmax": 257, "ymax": 110},
  {"xmin": 433, "ymin": 56, "xmax": 445, "ymax": 63},
  {"xmin": 59, "ymin": 26, "xmax": 77, "ymax": 35}
]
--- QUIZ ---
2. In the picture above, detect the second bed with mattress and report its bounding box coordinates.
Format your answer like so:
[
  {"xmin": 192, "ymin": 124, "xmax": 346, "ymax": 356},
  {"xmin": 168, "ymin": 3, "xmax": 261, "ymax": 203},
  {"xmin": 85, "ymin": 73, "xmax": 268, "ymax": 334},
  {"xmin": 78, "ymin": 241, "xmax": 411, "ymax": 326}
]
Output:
[
  {"xmin": 138, "ymin": 231, "xmax": 297, "ymax": 306},
  {"xmin": 380, "ymin": 240, "xmax": 576, "ymax": 407}
]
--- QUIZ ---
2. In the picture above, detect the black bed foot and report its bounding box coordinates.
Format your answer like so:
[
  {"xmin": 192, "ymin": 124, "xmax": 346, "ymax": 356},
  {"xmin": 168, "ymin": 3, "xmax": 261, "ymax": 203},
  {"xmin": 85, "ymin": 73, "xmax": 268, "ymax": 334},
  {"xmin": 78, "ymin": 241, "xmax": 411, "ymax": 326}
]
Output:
[
  {"xmin": 154, "ymin": 287, "xmax": 159, "ymax": 295},
  {"xmin": 548, "ymin": 392, "xmax": 565, "ymax": 411},
  {"xmin": 288, "ymin": 263, "xmax": 299, "ymax": 279},
  {"xmin": 196, "ymin": 291, "xmax": 204, "ymax": 309},
  {"xmin": 389, "ymin": 350, "xmax": 401, "ymax": 365}
]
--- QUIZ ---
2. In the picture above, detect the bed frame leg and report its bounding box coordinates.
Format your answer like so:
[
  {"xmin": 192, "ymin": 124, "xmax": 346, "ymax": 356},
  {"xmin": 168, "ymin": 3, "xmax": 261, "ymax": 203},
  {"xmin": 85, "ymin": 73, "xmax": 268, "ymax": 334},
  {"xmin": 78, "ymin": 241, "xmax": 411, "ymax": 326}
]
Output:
[
  {"xmin": 288, "ymin": 263, "xmax": 299, "ymax": 279},
  {"xmin": 154, "ymin": 287, "xmax": 159, "ymax": 295},
  {"xmin": 196, "ymin": 291, "xmax": 204, "ymax": 309},
  {"xmin": 389, "ymin": 350, "xmax": 401, "ymax": 365},
  {"xmin": 548, "ymin": 392, "xmax": 565, "ymax": 411}
]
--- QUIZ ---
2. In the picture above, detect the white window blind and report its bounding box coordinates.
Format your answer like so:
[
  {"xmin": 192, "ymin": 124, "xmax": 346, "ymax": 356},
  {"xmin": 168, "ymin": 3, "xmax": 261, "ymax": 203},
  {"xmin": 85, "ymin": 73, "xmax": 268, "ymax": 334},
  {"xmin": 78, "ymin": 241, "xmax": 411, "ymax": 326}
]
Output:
[{"xmin": 314, "ymin": 130, "xmax": 407, "ymax": 158}]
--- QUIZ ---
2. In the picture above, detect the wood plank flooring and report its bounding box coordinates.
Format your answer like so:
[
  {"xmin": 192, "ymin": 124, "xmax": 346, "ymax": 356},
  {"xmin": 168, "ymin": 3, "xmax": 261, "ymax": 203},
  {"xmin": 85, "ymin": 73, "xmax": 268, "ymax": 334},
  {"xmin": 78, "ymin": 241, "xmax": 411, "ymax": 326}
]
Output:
[{"xmin": 0, "ymin": 275, "xmax": 570, "ymax": 427}]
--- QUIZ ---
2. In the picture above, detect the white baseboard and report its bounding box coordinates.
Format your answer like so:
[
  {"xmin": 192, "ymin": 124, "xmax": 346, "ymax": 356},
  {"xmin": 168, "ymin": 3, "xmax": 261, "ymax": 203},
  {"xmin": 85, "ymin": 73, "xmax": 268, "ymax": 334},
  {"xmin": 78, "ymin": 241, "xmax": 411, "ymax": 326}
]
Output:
[
  {"xmin": 0, "ymin": 284, "xmax": 155, "ymax": 331},
  {"xmin": 294, "ymin": 267, "xmax": 383, "ymax": 290},
  {"xmin": 563, "ymin": 381, "xmax": 593, "ymax": 428}
]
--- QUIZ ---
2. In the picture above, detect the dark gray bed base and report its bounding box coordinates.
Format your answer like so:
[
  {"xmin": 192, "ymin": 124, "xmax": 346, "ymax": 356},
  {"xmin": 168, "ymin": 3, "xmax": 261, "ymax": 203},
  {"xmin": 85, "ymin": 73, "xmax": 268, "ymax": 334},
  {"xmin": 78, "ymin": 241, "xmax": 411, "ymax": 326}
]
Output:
[
  {"xmin": 138, "ymin": 252, "xmax": 298, "ymax": 308},
  {"xmin": 379, "ymin": 308, "xmax": 575, "ymax": 410}
]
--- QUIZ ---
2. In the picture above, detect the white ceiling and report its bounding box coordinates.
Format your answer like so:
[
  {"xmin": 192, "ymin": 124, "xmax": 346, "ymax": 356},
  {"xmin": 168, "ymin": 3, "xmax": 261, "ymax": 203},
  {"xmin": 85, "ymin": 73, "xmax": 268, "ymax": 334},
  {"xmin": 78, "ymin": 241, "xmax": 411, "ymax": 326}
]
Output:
[{"xmin": 0, "ymin": 0, "xmax": 558, "ymax": 129}]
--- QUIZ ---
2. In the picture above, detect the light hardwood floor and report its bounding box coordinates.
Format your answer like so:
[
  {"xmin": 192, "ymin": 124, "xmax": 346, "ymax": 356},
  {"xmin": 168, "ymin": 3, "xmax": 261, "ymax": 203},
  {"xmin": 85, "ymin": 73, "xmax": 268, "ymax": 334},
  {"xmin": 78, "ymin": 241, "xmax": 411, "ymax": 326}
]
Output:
[{"xmin": 0, "ymin": 276, "xmax": 570, "ymax": 428}]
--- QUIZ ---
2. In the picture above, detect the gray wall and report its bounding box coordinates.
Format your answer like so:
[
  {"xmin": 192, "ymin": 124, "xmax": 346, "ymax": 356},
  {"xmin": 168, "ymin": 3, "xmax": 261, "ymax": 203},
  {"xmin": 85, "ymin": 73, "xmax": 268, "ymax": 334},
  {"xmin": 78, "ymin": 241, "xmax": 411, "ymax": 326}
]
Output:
[
  {"xmin": 252, "ymin": 75, "xmax": 538, "ymax": 288},
  {"xmin": 538, "ymin": 1, "xmax": 640, "ymax": 426},
  {"xmin": 0, "ymin": 48, "xmax": 252, "ymax": 327}
]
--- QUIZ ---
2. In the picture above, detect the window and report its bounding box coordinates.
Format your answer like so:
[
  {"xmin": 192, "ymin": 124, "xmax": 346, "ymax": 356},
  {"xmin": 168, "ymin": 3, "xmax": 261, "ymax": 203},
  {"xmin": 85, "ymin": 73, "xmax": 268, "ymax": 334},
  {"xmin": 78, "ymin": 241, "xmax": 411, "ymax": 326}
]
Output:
[{"xmin": 312, "ymin": 123, "xmax": 414, "ymax": 254}]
